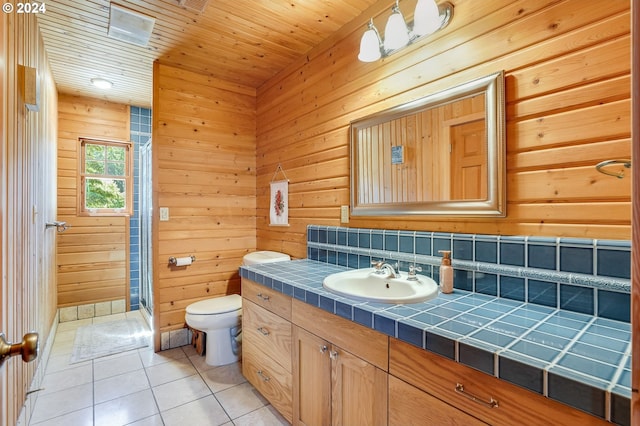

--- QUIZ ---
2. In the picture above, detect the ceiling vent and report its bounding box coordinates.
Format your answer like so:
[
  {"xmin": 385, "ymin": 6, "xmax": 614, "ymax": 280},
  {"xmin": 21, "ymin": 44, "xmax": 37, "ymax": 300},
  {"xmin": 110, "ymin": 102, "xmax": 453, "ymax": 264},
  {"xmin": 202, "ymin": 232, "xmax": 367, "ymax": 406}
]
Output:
[
  {"xmin": 179, "ymin": 0, "xmax": 210, "ymax": 13},
  {"xmin": 108, "ymin": 3, "xmax": 155, "ymax": 47}
]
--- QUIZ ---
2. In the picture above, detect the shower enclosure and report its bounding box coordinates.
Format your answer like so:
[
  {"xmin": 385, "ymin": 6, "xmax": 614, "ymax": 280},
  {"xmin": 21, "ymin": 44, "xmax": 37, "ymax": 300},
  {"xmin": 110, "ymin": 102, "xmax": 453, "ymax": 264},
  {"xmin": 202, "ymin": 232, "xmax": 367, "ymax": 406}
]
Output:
[{"xmin": 139, "ymin": 139, "xmax": 153, "ymax": 319}]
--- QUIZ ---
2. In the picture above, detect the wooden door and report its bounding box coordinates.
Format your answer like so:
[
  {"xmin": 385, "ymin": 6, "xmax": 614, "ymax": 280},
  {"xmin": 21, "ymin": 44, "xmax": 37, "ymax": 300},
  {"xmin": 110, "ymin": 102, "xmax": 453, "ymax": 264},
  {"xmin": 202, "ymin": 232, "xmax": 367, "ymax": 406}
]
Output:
[
  {"xmin": 331, "ymin": 346, "xmax": 388, "ymax": 426},
  {"xmin": 293, "ymin": 326, "xmax": 331, "ymax": 426},
  {"xmin": 450, "ymin": 119, "xmax": 487, "ymax": 200}
]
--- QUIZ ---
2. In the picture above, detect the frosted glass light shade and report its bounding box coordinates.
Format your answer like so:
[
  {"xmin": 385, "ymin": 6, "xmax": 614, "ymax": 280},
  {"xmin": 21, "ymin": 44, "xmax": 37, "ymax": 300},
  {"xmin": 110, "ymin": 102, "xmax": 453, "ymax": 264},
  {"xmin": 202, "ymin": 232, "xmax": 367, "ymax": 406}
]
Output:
[
  {"xmin": 358, "ymin": 22, "xmax": 382, "ymax": 62},
  {"xmin": 413, "ymin": 0, "xmax": 441, "ymax": 36},
  {"xmin": 383, "ymin": 6, "xmax": 410, "ymax": 51},
  {"xmin": 91, "ymin": 78, "xmax": 113, "ymax": 89}
]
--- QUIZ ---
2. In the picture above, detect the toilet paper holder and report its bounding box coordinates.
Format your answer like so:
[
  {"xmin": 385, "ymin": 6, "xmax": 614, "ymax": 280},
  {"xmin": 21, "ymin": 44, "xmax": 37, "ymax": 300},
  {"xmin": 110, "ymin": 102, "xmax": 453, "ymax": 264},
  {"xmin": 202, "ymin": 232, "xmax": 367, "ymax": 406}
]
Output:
[{"xmin": 168, "ymin": 255, "xmax": 196, "ymax": 266}]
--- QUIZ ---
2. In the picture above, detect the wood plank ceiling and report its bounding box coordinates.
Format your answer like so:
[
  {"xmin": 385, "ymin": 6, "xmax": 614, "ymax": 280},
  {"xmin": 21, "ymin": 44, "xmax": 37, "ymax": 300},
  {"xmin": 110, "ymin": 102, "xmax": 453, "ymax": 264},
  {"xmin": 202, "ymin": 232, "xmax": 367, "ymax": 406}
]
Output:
[{"xmin": 36, "ymin": 0, "xmax": 379, "ymax": 107}]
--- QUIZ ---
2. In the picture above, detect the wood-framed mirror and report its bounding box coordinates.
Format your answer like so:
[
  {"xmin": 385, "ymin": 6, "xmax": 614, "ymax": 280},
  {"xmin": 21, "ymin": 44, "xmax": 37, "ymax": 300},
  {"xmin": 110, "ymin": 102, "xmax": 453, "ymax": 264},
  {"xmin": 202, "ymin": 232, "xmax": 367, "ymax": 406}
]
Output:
[{"xmin": 350, "ymin": 71, "xmax": 506, "ymax": 216}]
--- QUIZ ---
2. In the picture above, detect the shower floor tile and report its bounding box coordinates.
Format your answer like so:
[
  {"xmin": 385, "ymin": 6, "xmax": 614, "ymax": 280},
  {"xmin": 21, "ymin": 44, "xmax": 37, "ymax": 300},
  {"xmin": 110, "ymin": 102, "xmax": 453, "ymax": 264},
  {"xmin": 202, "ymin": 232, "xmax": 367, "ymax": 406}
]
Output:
[{"xmin": 28, "ymin": 311, "xmax": 290, "ymax": 426}]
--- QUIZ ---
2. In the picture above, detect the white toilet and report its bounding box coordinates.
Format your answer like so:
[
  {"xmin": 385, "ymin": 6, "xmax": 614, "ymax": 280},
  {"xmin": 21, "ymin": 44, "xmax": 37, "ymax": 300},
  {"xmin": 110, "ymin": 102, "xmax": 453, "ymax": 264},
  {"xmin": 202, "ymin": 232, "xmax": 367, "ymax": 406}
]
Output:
[
  {"xmin": 185, "ymin": 294, "xmax": 242, "ymax": 366},
  {"xmin": 184, "ymin": 250, "xmax": 290, "ymax": 366},
  {"xmin": 243, "ymin": 250, "xmax": 291, "ymax": 266}
]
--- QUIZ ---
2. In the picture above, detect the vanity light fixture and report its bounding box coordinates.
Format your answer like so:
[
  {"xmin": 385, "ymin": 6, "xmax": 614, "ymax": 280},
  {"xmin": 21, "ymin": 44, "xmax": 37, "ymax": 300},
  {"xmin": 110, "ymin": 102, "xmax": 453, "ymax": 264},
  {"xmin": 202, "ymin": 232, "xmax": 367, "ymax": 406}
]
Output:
[
  {"xmin": 358, "ymin": 0, "xmax": 453, "ymax": 62},
  {"xmin": 90, "ymin": 78, "xmax": 113, "ymax": 90}
]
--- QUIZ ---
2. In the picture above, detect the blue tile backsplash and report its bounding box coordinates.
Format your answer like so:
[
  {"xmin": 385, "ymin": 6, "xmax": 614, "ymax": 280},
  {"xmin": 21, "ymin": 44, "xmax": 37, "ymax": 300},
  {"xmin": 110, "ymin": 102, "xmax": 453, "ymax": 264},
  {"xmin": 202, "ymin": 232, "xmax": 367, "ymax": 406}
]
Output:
[{"xmin": 306, "ymin": 225, "xmax": 631, "ymax": 323}]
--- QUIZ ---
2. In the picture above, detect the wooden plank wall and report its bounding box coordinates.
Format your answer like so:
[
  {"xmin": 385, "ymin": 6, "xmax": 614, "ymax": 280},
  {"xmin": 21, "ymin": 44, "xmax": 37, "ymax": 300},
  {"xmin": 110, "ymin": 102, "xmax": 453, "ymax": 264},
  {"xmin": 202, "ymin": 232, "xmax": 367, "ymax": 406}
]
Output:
[
  {"xmin": 152, "ymin": 62, "xmax": 257, "ymax": 341},
  {"xmin": 256, "ymin": 0, "xmax": 632, "ymax": 259},
  {"xmin": 2, "ymin": 13, "xmax": 58, "ymax": 426},
  {"xmin": 56, "ymin": 94, "xmax": 130, "ymax": 308}
]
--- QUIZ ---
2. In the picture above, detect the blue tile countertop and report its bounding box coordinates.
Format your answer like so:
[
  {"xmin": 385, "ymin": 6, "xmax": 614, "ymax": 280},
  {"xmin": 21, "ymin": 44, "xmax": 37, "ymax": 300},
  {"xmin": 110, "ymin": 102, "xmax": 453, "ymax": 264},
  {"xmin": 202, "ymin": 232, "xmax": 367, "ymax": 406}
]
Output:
[{"xmin": 240, "ymin": 259, "xmax": 632, "ymax": 424}]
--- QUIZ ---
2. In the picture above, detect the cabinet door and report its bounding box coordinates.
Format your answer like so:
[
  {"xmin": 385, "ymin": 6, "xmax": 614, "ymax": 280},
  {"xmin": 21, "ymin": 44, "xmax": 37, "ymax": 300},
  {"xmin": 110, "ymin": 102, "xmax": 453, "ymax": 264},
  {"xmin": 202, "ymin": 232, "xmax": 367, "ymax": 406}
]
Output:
[
  {"xmin": 331, "ymin": 346, "xmax": 388, "ymax": 426},
  {"xmin": 293, "ymin": 326, "xmax": 331, "ymax": 426}
]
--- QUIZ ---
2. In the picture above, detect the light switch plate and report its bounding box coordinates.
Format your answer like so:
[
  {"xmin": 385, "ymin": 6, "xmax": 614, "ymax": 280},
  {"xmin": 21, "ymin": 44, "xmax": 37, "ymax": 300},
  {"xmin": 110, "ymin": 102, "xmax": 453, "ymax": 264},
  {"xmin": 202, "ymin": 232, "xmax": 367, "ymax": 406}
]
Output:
[
  {"xmin": 159, "ymin": 207, "xmax": 169, "ymax": 221},
  {"xmin": 340, "ymin": 205, "xmax": 349, "ymax": 223}
]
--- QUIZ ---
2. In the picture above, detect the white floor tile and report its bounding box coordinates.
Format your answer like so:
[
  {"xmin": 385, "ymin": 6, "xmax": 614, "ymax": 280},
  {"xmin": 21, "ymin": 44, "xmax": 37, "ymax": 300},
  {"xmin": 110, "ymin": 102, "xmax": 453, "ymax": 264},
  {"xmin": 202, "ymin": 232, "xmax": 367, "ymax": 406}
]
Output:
[
  {"xmin": 127, "ymin": 414, "xmax": 165, "ymax": 426},
  {"xmin": 92, "ymin": 313, "xmax": 127, "ymax": 324},
  {"xmin": 200, "ymin": 362, "xmax": 246, "ymax": 393},
  {"xmin": 56, "ymin": 318, "xmax": 92, "ymax": 332},
  {"xmin": 44, "ymin": 353, "xmax": 90, "ymax": 375},
  {"xmin": 233, "ymin": 405, "xmax": 290, "ymax": 426},
  {"xmin": 138, "ymin": 346, "xmax": 186, "ymax": 368},
  {"xmin": 94, "ymin": 368, "xmax": 150, "ymax": 404},
  {"xmin": 187, "ymin": 352, "xmax": 215, "ymax": 372},
  {"xmin": 215, "ymin": 382, "xmax": 268, "ymax": 420},
  {"xmin": 27, "ymin": 313, "xmax": 289, "ymax": 426},
  {"xmin": 29, "ymin": 383, "xmax": 93, "ymax": 424},
  {"xmin": 93, "ymin": 351, "xmax": 143, "ymax": 381},
  {"xmin": 161, "ymin": 395, "xmax": 230, "ymax": 426},
  {"xmin": 145, "ymin": 356, "xmax": 196, "ymax": 387},
  {"xmin": 30, "ymin": 407, "xmax": 93, "ymax": 426},
  {"xmin": 52, "ymin": 329, "xmax": 76, "ymax": 344},
  {"xmin": 94, "ymin": 388, "xmax": 158, "ymax": 426},
  {"xmin": 40, "ymin": 363, "xmax": 93, "ymax": 395},
  {"xmin": 152, "ymin": 374, "xmax": 211, "ymax": 411}
]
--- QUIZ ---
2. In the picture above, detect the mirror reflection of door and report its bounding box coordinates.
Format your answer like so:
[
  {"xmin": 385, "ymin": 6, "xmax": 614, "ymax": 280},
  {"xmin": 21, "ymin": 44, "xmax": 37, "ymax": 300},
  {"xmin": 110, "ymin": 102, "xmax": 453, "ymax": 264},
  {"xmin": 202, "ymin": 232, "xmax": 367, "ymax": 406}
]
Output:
[
  {"xmin": 450, "ymin": 119, "xmax": 487, "ymax": 200},
  {"xmin": 350, "ymin": 71, "xmax": 505, "ymax": 216}
]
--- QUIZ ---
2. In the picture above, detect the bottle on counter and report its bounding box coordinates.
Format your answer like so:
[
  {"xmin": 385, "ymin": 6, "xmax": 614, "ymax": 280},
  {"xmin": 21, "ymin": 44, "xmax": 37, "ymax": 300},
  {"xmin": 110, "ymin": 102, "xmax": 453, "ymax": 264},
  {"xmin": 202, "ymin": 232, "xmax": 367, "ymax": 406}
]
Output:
[{"xmin": 438, "ymin": 250, "xmax": 453, "ymax": 294}]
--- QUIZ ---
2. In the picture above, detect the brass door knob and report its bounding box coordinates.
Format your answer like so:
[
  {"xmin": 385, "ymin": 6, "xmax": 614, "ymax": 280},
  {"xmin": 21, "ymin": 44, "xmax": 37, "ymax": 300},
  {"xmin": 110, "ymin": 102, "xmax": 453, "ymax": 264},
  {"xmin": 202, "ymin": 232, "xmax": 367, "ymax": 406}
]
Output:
[{"xmin": 0, "ymin": 332, "xmax": 39, "ymax": 367}]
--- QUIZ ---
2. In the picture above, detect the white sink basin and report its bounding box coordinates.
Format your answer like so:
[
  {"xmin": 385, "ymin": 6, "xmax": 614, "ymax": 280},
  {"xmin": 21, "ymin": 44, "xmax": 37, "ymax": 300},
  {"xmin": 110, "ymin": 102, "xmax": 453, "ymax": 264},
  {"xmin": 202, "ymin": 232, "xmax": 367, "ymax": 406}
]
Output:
[{"xmin": 322, "ymin": 268, "xmax": 438, "ymax": 304}]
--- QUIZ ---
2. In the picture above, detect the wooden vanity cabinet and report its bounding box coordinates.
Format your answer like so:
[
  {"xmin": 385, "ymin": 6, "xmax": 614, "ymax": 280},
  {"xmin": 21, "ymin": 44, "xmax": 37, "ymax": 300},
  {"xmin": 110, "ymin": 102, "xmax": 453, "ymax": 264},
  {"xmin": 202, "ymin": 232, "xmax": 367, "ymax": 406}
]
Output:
[
  {"xmin": 292, "ymin": 299, "xmax": 388, "ymax": 426},
  {"xmin": 389, "ymin": 338, "xmax": 610, "ymax": 426},
  {"xmin": 241, "ymin": 279, "xmax": 293, "ymax": 422}
]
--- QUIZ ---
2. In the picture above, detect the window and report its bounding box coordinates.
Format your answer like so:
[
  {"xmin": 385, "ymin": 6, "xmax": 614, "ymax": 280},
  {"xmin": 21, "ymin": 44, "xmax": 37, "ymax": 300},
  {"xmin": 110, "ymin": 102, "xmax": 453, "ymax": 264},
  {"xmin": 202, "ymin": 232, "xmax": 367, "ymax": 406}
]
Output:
[{"xmin": 79, "ymin": 138, "xmax": 133, "ymax": 215}]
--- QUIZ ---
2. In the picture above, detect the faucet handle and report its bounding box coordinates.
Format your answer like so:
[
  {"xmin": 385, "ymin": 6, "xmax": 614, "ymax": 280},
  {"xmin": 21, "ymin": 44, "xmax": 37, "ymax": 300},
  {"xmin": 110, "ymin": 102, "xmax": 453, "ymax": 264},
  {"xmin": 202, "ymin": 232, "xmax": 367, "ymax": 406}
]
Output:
[
  {"xmin": 407, "ymin": 265, "xmax": 422, "ymax": 280},
  {"xmin": 371, "ymin": 260, "xmax": 383, "ymax": 270}
]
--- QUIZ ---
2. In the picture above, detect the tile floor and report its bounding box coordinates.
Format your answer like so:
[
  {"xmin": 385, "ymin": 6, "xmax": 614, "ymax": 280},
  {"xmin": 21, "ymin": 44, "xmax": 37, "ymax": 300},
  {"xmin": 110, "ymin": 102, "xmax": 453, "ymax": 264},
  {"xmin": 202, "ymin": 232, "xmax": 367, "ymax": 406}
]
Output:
[{"xmin": 28, "ymin": 311, "xmax": 290, "ymax": 426}]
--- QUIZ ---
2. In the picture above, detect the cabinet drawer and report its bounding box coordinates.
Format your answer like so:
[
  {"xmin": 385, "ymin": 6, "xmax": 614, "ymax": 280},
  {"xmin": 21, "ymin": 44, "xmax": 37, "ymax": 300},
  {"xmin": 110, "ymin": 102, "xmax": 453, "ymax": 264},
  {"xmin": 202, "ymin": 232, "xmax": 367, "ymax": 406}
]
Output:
[
  {"xmin": 243, "ymin": 342, "xmax": 293, "ymax": 423},
  {"xmin": 292, "ymin": 299, "xmax": 388, "ymax": 371},
  {"xmin": 242, "ymin": 278, "xmax": 292, "ymax": 320},
  {"xmin": 389, "ymin": 338, "xmax": 609, "ymax": 426},
  {"xmin": 243, "ymin": 298, "xmax": 292, "ymax": 372},
  {"xmin": 389, "ymin": 376, "xmax": 487, "ymax": 426}
]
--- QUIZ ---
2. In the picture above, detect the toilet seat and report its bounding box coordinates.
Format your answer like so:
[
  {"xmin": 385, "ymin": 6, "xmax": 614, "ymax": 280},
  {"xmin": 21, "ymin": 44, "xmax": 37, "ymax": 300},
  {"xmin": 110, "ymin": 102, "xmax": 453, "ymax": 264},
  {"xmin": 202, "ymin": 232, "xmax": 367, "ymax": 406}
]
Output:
[{"xmin": 186, "ymin": 294, "xmax": 241, "ymax": 315}]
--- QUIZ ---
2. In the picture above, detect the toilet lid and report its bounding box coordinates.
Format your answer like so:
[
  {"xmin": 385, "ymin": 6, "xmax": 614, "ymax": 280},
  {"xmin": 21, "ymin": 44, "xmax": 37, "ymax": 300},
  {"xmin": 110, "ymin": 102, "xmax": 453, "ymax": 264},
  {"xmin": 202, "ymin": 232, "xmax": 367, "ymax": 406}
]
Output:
[{"xmin": 186, "ymin": 294, "xmax": 242, "ymax": 315}]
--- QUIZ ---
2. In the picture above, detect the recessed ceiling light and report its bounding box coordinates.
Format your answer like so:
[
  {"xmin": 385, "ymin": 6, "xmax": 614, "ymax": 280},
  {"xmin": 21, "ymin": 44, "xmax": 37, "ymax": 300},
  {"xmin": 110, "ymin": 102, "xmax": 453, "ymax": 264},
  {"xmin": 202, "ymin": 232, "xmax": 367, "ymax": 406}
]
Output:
[{"xmin": 91, "ymin": 78, "xmax": 113, "ymax": 90}]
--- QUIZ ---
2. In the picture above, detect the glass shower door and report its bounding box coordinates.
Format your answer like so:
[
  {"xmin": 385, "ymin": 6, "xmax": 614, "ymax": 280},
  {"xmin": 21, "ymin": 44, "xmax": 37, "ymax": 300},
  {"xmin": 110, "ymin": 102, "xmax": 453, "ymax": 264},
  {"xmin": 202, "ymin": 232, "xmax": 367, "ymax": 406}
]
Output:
[{"xmin": 139, "ymin": 139, "xmax": 153, "ymax": 316}]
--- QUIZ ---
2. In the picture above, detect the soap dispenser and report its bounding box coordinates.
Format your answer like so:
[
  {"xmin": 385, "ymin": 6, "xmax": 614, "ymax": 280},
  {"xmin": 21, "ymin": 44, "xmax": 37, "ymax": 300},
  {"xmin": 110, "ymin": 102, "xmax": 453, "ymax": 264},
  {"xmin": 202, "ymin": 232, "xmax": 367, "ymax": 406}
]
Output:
[{"xmin": 439, "ymin": 250, "xmax": 453, "ymax": 294}]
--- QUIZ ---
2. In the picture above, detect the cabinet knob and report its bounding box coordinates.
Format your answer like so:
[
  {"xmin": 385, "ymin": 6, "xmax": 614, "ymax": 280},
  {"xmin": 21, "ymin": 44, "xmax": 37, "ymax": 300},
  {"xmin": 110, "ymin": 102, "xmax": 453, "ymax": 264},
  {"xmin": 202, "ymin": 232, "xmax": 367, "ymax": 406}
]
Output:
[
  {"xmin": 329, "ymin": 350, "xmax": 338, "ymax": 360},
  {"xmin": 257, "ymin": 327, "xmax": 270, "ymax": 336},
  {"xmin": 319, "ymin": 345, "xmax": 328, "ymax": 354}
]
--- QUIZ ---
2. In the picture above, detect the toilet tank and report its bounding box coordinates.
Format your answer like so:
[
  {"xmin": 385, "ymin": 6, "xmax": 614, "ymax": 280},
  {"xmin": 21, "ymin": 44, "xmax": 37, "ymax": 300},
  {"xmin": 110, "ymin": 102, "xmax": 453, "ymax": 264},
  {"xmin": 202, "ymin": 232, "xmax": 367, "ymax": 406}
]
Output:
[{"xmin": 242, "ymin": 250, "xmax": 291, "ymax": 266}]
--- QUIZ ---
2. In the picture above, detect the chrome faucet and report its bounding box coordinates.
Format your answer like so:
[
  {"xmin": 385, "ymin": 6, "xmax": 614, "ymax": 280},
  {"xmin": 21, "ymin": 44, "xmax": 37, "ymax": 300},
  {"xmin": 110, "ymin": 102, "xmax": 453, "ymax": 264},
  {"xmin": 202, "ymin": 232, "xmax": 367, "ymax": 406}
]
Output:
[
  {"xmin": 380, "ymin": 263, "xmax": 398, "ymax": 278},
  {"xmin": 371, "ymin": 260, "xmax": 398, "ymax": 278}
]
